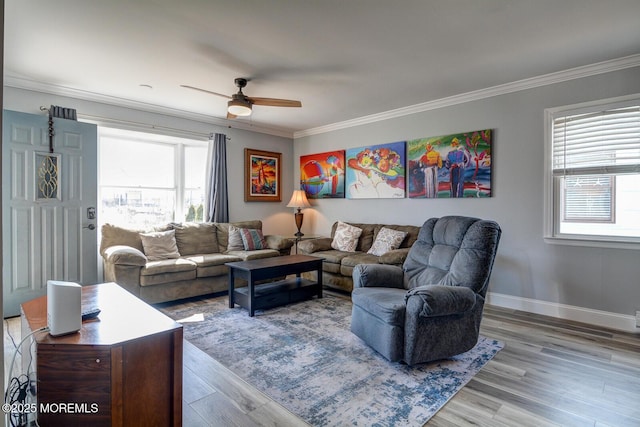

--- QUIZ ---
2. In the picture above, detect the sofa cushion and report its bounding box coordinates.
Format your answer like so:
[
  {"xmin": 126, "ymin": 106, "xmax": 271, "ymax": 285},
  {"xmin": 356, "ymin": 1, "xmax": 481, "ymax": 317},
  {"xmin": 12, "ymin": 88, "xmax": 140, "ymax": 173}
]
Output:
[
  {"xmin": 173, "ymin": 222, "xmax": 219, "ymax": 256},
  {"xmin": 140, "ymin": 258, "xmax": 197, "ymax": 286},
  {"xmin": 239, "ymin": 228, "xmax": 268, "ymax": 250},
  {"xmin": 379, "ymin": 248, "xmax": 411, "ymax": 265},
  {"xmin": 186, "ymin": 253, "xmax": 243, "ymax": 278},
  {"xmin": 341, "ymin": 253, "xmax": 380, "ymax": 268},
  {"xmin": 216, "ymin": 220, "xmax": 263, "ymax": 253},
  {"xmin": 140, "ymin": 269, "xmax": 197, "ymax": 286},
  {"xmin": 140, "ymin": 230, "xmax": 181, "ymax": 261},
  {"xmin": 367, "ymin": 227, "xmax": 408, "ymax": 256},
  {"xmin": 313, "ymin": 250, "xmax": 354, "ymax": 266},
  {"xmin": 227, "ymin": 249, "xmax": 281, "ymax": 261},
  {"xmin": 100, "ymin": 223, "xmax": 172, "ymax": 256},
  {"xmin": 227, "ymin": 225, "xmax": 245, "ymax": 251},
  {"xmin": 100, "ymin": 223, "xmax": 145, "ymax": 256},
  {"xmin": 185, "ymin": 253, "xmax": 242, "ymax": 268},
  {"xmin": 141, "ymin": 258, "xmax": 196, "ymax": 275},
  {"xmin": 331, "ymin": 221, "xmax": 363, "ymax": 252},
  {"xmin": 341, "ymin": 253, "xmax": 381, "ymax": 277}
]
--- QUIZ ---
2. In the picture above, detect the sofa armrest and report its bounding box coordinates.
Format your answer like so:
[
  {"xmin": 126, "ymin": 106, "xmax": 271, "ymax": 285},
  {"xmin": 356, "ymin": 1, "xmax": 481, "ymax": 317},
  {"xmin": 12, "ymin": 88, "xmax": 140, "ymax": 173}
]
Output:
[
  {"xmin": 265, "ymin": 235, "xmax": 294, "ymax": 251},
  {"xmin": 298, "ymin": 237, "xmax": 332, "ymax": 254},
  {"xmin": 103, "ymin": 245, "xmax": 147, "ymax": 266},
  {"xmin": 352, "ymin": 264, "xmax": 404, "ymax": 289},
  {"xmin": 379, "ymin": 248, "xmax": 410, "ymax": 265},
  {"xmin": 405, "ymin": 285, "xmax": 477, "ymax": 318}
]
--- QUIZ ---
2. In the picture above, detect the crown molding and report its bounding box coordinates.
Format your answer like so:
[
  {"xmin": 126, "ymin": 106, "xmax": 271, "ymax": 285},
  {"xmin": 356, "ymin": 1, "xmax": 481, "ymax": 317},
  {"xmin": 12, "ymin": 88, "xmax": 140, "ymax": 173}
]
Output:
[
  {"xmin": 294, "ymin": 54, "xmax": 640, "ymax": 139},
  {"xmin": 6, "ymin": 54, "xmax": 640, "ymax": 141},
  {"xmin": 3, "ymin": 75, "xmax": 295, "ymax": 139}
]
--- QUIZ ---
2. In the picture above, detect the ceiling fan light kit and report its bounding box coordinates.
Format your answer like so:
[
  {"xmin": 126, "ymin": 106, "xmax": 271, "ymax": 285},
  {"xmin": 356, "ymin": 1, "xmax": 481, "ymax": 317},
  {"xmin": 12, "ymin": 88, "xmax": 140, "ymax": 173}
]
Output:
[
  {"xmin": 181, "ymin": 77, "xmax": 301, "ymax": 120},
  {"xmin": 227, "ymin": 98, "xmax": 252, "ymax": 116}
]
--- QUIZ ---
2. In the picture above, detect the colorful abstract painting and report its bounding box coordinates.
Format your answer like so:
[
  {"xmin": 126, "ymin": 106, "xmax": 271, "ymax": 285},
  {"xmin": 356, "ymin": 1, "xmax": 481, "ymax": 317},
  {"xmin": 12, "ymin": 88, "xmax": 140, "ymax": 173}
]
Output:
[
  {"xmin": 407, "ymin": 129, "xmax": 492, "ymax": 198},
  {"xmin": 300, "ymin": 150, "xmax": 345, "ymax": 199},
  {"xmin": 346, "ymin": 141, "xmax": 406, "ymax": 199}
]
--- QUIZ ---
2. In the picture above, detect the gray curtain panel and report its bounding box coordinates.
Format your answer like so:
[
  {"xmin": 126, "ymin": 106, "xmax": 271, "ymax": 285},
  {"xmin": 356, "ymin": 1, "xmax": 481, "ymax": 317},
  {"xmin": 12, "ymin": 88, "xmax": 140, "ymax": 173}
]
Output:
[{"xmin": 204, "ymin": 133, "xmax": 229, "ymax": 222}]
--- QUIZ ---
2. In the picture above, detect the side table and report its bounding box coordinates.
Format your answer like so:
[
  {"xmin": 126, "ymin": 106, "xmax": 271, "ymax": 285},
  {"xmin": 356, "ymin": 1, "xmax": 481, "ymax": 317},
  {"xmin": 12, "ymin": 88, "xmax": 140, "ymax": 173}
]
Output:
[{"xmin": 21, "ymin": 282, "xmax": 183, "ymax": 426}]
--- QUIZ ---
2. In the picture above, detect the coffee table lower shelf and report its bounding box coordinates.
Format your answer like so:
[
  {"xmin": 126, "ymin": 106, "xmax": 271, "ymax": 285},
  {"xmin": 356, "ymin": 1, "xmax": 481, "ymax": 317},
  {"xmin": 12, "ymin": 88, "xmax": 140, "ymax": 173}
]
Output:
[{"xmin": 233, "ymin": 277, "xmax": 320, "ymax": 312}]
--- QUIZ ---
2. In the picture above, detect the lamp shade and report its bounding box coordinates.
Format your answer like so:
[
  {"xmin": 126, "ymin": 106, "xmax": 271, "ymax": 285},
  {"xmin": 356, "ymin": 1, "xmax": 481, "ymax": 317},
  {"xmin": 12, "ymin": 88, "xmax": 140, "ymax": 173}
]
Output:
[
  {"xmin": 286, "ymin": 190, "xmax": 311, "ymax": 209},
  {"xmin": 227, "ymin": 99, "xmax": 252, "ymax": 116}
]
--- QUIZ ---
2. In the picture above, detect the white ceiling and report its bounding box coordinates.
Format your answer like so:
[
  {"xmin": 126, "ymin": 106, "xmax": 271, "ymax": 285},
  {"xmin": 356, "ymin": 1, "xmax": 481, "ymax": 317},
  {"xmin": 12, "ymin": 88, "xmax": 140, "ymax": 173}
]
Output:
[{"xmin": 5, "ymin": 0, "xmax": 640, "ymax": 137}]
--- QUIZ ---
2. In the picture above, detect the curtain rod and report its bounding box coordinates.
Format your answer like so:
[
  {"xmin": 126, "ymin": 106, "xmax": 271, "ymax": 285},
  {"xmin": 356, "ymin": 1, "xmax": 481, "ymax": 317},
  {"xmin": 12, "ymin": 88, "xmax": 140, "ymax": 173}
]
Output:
[{"xmin": 77, "ymin": 113, "xmax": 229, "ymax": 140}]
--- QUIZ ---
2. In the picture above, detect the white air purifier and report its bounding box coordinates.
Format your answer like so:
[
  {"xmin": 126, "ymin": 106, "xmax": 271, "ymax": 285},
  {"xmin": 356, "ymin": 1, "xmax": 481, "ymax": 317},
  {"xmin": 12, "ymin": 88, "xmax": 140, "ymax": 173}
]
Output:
[{"xmin": 47, "ymin": 280, "xmax": 82, "ymax": 336}]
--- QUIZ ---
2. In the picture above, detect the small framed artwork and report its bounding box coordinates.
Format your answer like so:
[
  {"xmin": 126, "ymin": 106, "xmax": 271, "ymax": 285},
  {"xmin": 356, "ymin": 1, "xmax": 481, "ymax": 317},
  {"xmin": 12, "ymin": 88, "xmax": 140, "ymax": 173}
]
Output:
[{"xmin": 245, "ymin": 148, "xmax": 282, "ymax": 202}]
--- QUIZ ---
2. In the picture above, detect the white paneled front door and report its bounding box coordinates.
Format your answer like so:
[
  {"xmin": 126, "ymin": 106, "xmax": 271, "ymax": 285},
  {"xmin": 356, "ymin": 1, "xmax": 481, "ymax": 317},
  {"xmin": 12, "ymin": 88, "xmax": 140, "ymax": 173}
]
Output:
[{"xmin": 2, "ymin": 110, "xmax": 98, "ymax": 317}]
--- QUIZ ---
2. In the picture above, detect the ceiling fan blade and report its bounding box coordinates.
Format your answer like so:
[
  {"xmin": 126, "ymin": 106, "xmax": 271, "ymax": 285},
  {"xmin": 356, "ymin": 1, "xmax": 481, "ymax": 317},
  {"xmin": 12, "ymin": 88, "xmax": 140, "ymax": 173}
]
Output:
[
  {"xmin": 226, "ymin": 111, "xmax": 238, "ymax": 119},
  {"xmin": 180, "ymin": 85, "xmax": 232, "ymax": 99},
  {"xmin": 248, "ymin": 97, "xmax": 302, "ymax": 108}
]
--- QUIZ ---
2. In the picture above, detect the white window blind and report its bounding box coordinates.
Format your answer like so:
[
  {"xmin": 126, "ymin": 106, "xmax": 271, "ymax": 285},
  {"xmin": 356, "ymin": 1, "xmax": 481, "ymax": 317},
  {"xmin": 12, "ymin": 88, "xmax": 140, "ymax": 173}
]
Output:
[
  {"xmin": 552, "ymin": 105, "xmax": 640, "ymax": 177},
  {"xmin": 562, "ymin": 175, "xmax": 614, "ymax": 222}
]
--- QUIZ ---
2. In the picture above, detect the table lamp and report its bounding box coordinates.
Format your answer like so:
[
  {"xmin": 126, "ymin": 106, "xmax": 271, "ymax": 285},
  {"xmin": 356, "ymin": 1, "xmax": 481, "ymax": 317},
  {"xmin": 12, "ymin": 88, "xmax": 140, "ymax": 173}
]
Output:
[{"xmin": 286, "ymin": 190, "xmax": 311, "ymax": 238}]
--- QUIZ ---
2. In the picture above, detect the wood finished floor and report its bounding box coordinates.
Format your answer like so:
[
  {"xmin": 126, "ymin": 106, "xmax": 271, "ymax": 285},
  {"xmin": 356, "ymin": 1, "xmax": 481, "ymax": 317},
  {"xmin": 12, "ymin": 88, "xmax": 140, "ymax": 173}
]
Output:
[{"xmin": 4, "ymin": 299, "xmax": 640, "ymax": 426}]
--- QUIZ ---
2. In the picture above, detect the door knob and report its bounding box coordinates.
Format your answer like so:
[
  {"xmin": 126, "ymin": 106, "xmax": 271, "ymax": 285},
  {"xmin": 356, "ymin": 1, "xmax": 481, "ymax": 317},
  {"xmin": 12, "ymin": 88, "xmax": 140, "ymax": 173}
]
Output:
[{"xmin": 84, "ymin": 224, "xmax": 96, "ymax": 230}]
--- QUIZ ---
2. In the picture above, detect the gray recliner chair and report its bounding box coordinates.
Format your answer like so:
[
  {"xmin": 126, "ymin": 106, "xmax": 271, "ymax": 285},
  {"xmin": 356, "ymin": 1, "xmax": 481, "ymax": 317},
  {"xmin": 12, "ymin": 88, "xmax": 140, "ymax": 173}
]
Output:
[{"xmin": 350, "ymin": 216, "xmax": 501, "ymax": 365}]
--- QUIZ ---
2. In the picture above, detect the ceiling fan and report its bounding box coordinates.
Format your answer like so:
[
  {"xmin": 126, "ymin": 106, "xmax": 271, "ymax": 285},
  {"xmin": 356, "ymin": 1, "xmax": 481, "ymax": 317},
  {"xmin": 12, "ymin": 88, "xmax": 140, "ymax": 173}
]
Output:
[{"xmin": 181, "ymin": 78, "xmax": 302, "ymax": 119}]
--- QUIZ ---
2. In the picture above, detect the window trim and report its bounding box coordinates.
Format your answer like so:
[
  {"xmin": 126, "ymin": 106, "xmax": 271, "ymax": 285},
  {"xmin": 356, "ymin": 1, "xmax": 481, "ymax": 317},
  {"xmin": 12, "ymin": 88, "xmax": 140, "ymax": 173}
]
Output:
[{"xmin": 543, "ymin": 93, "xmax": 640, "ymax": 250}]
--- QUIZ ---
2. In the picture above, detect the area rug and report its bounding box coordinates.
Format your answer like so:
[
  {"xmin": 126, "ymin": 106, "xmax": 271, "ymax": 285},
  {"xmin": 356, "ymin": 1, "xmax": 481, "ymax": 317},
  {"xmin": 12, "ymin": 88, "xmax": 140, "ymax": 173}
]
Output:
[{"xmin": 160, "ymin": 295, "xmax": 503, "ymax": 426}]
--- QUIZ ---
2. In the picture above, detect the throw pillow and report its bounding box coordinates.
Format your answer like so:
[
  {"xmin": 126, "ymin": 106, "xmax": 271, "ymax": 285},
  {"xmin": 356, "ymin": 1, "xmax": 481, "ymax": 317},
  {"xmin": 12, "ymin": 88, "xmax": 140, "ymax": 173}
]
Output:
[
  {"xmin": 331, "ymin": 221, "xmax": 363, "ymax": 252},
  {"xmin": 139, "ymin": 230, "xmax": 181, "ymax": 261},
  {"xmin": 367, "ymin": 227, "xmax": 408, "ymax": 256},
  {"xmin": 227, "ymin": 225, "xmax": 245, "ymax": 251},
  {"xmin": 239, "ymin": 228, "xmax": 268, "ymax": 250}
]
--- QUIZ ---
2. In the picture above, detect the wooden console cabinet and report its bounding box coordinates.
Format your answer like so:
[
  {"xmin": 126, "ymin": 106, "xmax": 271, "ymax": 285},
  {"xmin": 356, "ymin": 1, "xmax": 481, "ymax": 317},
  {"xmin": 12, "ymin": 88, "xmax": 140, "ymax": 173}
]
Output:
[{"xmin": 21, "ymin": 282, "xmax": 183, "ymax": 427}]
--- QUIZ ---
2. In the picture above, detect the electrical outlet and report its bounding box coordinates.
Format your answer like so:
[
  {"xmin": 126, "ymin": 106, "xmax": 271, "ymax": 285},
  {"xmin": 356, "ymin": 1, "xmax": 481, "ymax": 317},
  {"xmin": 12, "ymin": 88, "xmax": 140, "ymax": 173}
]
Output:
[{"xmin": 636, "ymin": 311, "xmax": 640, "ymax": 328}]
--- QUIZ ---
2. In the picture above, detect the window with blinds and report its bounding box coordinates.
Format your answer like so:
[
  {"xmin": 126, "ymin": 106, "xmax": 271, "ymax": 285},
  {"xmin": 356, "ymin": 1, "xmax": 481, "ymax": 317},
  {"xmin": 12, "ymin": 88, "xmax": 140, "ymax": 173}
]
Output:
[
  {"xmin": 546, "ymin": 96, "xmax": 640, "ymax": 244},
  {"xmin": 98, "ymin": 128, "xmax": 208, "ymax": 230}
]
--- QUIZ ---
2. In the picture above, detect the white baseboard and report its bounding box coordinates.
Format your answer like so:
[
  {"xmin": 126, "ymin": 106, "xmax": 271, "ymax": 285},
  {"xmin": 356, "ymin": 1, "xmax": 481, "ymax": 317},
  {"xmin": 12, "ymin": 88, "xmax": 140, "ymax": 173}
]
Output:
[{"xmin": 486, "ymin": 292, "xmax": 639, "ymax": 334}]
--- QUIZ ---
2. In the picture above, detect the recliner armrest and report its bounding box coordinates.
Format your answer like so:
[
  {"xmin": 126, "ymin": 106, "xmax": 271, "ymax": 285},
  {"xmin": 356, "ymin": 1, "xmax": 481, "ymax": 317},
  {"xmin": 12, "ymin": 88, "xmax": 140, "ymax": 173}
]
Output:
[
  {"xmin": 405, "ymin": 285, "xmax": 477, "ymax": 317},
  {"xmin": 103, "ymin": 245, "xmax": 148, "ymax": 266},
  {"xmin": 353, "ymin": 264, "xmax": 404, "ymax": 289}
]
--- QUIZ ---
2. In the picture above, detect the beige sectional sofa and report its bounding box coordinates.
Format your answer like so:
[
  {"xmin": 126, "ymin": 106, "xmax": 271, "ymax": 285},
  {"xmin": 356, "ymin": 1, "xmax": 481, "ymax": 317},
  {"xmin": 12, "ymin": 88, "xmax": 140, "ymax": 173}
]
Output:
[
  {"xmin": 297, "ymin": 221, "xmax": 421, "ymax": 292},
  {"xmin": 100, "ymin": 220, "xmax": 293, "ymax": 303}
]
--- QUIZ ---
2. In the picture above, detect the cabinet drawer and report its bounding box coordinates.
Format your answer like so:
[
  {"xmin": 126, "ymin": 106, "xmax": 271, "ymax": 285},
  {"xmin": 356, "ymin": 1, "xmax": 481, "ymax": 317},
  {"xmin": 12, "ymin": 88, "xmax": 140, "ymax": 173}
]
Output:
[{"xmin": 37, "ymin": 345, "xmax": 111, "ymax": 426}]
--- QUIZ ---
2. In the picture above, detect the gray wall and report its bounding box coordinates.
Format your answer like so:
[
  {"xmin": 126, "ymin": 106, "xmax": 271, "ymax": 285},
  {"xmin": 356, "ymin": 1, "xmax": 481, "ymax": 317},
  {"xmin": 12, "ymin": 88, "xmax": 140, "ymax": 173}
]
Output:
[
  {"xmin": 5, "ymin": 67, "xmax": 640, "ymax": 324},
  {"xmin": 3, "ymin": 87, "xmax": 297, "ymax": 236},
  {"xmin": 294, "ymin": 67, "xmax": 640, "ymax": 319}
]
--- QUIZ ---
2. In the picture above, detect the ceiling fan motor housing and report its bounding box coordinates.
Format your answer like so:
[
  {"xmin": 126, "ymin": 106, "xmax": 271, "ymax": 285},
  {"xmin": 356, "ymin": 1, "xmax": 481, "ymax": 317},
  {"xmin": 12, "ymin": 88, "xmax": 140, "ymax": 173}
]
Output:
[{"xmin": 234, "ymin": 78, "xmax": 248, "ymax": 89}]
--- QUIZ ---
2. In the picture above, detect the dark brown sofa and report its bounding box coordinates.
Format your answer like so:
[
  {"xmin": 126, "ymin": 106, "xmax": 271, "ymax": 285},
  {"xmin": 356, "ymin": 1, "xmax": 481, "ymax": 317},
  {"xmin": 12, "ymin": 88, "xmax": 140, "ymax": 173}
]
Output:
[{"xmin": 297, "ymin": 221, "xmax": 421, "ymax": 292}]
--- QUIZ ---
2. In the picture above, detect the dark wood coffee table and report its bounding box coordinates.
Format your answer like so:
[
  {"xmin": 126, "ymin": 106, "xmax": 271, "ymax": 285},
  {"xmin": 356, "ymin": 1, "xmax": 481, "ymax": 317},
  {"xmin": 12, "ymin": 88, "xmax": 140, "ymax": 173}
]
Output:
[{"xmin": 226, "ymin": 254, "xmax": 323, "ymax": 316}]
